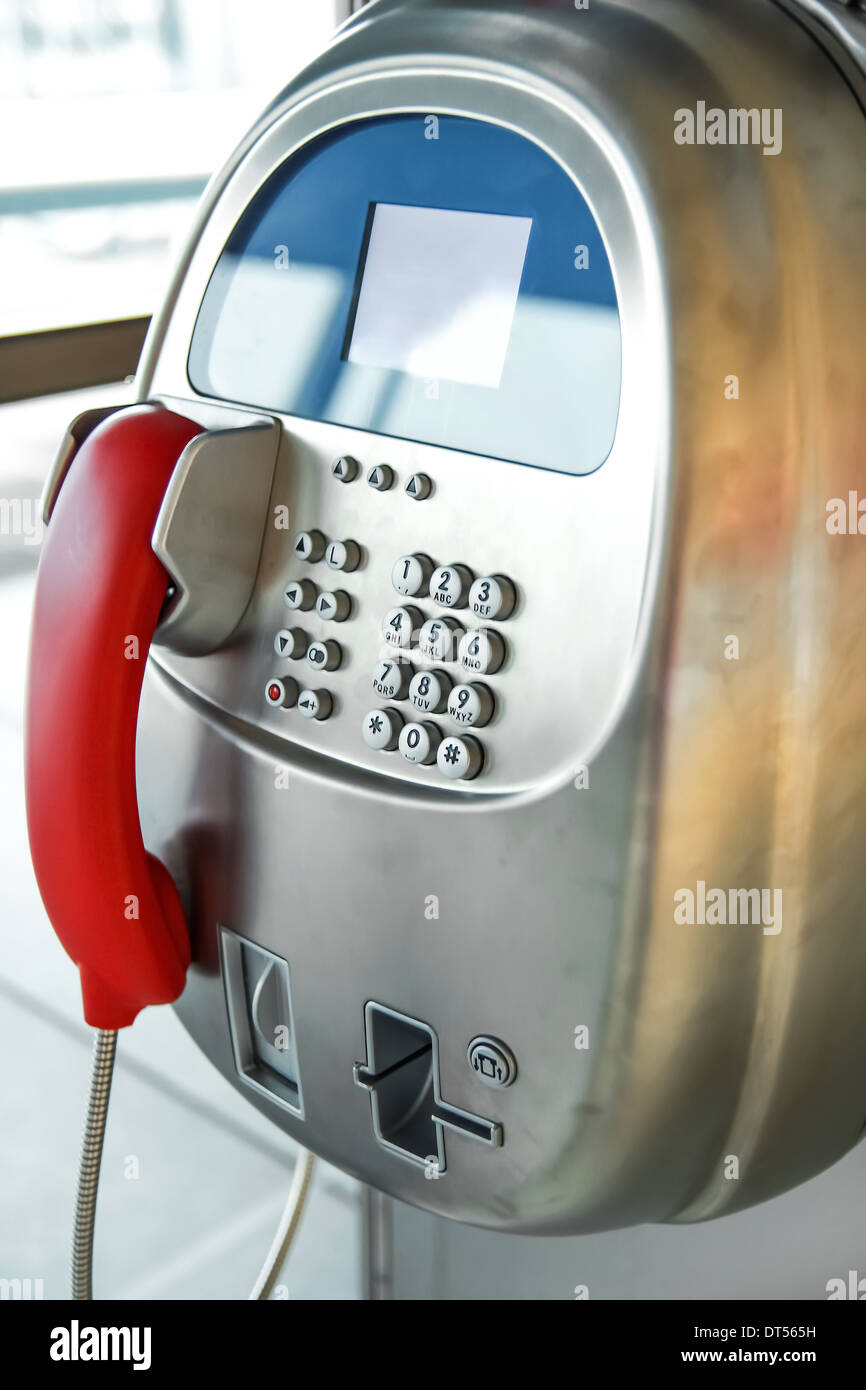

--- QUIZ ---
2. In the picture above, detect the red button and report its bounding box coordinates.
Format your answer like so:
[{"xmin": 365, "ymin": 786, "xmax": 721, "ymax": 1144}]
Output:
[{"xmin": 267, "ymin": 683, "xmax": 282, "ymax": 703}]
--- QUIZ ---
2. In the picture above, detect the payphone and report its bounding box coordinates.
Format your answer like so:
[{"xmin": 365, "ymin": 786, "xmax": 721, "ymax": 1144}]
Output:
[{"xmin": 23, "ymin": 0, "xmax": 866, "ymax": 1283}]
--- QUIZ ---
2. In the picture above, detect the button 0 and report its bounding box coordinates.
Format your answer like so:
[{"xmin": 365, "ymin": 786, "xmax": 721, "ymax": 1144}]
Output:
[
  {"xmin": 332, "ymin": 455, "xmax": 359, "ymax": 483},
  {"xmin": 430, "ymin": 564, "xmax": 473, "ymax": 609},
  {"xmin": 405, "ymin": 472, "xmax": 432, "ymax": 501},
  {"xmin": 273, "ymin": 628, "xmax": 307, "ymax": 660},
  {"xmin": 418, "ymin": 616, "xmax": 463, "ymax": 663},
  {"xmin": 325, "ymin": 540, "xmax": 361, "ymax": 573},
  {"xmin": 448, "ymin": 683, "xmax": 494, "ymax": 728},
  {"xmin": 399, "ymin": 722, "xmax": 439, "ymax": 765},
  {"xmin": 283, "ymin": 578, "xmax": 316, "ymax": 611},
  {"xmin": 437, "ymin": 735, "xmax": 484, "ymax": 781},
  {"xmin": 367, "ymin": 464, "xmax": 394, "ymax": 492},
  {"xmin": 298, "ymin": 688, "xmax": 333, "ymax": 721},
  {"xmin": 392, "ymin": 553, "xmax": 433, "ymax": 598},
  {"xmin": 293, "ymin": 530, "xmax": 326, "ymax": 563},
  {"xmin": 371, "ymin": 660, "xmax": 411, "ymax": 701},
  {"xmin": 316, "ymin": 590, "xmax": 351, "ymax": 623},
  {"xmin": 468, "ymin": 575, "xmax": 516, "ymax": 621},
  {"xmin": 382, "ymin": 606, "xmax": 421, "ymax": 650},
  {"xmin": 265, "ymin": 677, "xmax": 298, "ymax": 709},
  {"xmin": 307, "ymin": 639, "xmax": 342, "ymax": 672},
  {"xmin": 409, "ymin": 669, "xmax": 451, "ymax": 715},
  {"xmin": 362, "ymin": 707, "xmax": 404, "ymax": 751},
  {"xmin": 458, "ymin": 628, "xmax": 506, "ymax": 676}
]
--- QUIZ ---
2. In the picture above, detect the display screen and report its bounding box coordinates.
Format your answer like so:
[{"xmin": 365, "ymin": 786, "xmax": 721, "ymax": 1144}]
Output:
[
  {"xmin": 188, "ymin": 115, "xmax": 622, "ymax": 475},
  {"xmin": 345, "ymin": 204, "xmax": 532, "ymax": 389}
]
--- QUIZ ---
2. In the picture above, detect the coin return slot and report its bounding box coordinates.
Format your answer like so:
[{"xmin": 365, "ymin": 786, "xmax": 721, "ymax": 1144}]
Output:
[{"xmin": 355, "ymin": 1002, "xmax": 502, "ymax": 1172}]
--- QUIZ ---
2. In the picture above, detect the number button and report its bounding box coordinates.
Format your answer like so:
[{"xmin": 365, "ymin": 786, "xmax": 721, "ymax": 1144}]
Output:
[
  {"xmin": 293, "ymin": 530, "xmax": 326, "ymax": 563},
  {"xmin": 307, "ymin": 639, "xmax": 341, "ymax": 672},
  {"xmin": 273, "ymin": 628, "xmax": 307, "ymax": 660},
  {"xmin": 298, "ymin": 688, "xmax": 333, "ymax": 721},
  {"xmin": 265, "ymin": 677, "xmax": 299, "ymax": 709},
  {"xmin": 325, "ymin": 540, "xmax": 361, "ymax": 573},
  {"xmin": 468, "ymin": 575, "xmax": 516, "ymax": 621},
  {"xmin": 418, "ymin": 617, "xmax": 463, "ymax": 663},
  {"xmin": 430, "ymin": 564, "xmax": 473, "ymax": 609},
  {"xmin": 391, "ymin": 554, "xmax": 433, "ymax": 598},
  {"xmin": 437, "ymin": 735, "xmax": 484, "ymax": 781},
  {"xmin": 409, "ymin": 669, "xmax": 452, "ymax": 715},
  {"xmin": 367, "ymin": 465, "xmax": 394, "ymax": 492},
  {"xmin": 362, "ymin": 707, "xmax": 404, "ymax": 751},
  {"xmin": 447, "ymin": 683, "xmax": 494, "ymax": 728},
  {"xmin": 399, "ymin": 722, "xmax": 439, "ymax": 765},
  {"xmin": 382, "ymin": 606, "xmax": 421, "ymax": 650},
  {"xmin": 458, "ymin": 628, "xmax": 505, "ymax": 675},
  {"xmin": 332, "ymin": 456, "xmax": 359, "ymax": 483},
  {"xmin": 316, "ymin": 590, "xmax": 351, "ymax": 623},
  {"xmin": 371, "ymin": 661, "xmax": 411, "ymax": 700},
  {"xmin": 283, "ymin": 578, "xmax": 316, "ymax": 611},
  {"xmin": 405, "ymin": 472, "xmax": 432, "ymax": 501}
]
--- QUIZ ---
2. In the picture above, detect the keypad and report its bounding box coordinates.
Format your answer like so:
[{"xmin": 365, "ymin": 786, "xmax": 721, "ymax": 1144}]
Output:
[{"xmin": 364, "ymin": 552, "xmax": 516, "ymax": 781}]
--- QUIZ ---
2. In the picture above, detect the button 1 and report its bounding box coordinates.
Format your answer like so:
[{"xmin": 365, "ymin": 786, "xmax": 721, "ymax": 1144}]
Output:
[
  {"xmin": 332, "ymin": 456, "xmax": 359, "ymax": 483},
  {"xmin": 293, "ymin": 530, "xmax": 326, "ymax": 563},
  {"xmin": 409, "ymin": 669, "xmax": 452, "ymax": 715},
  {"xmin": 468, "ymin": 575, "xmax": 516, "ymax": 621},
  {"xmin": 430, "ymin": 564, "xmax": 473, "ymax": 609},
  {"xmin": 399, "ymin": 721, "xmax": 439, "ymax": 765},
  {"xmin": 265, "ymin": 677, "xmax": 299, "ymax": 709},
  {"xmin": 316, "ymin": 590, "xmax": 351, "ymax": 623},
  {"xmin": 371, "ymin": 660, "xmax": 411, "ymax": 701},
  {"xmin": 298, "ymin": 688, "xmax": 333, "ymax": 721},
  {"xmin": 448, "ymin": 683, "xmax": 494, "ymax": 728},
  {"xmin": 437, "ymin": 735, "xmax": 484, "ymax": 781},
  {"xmin": 283, "ymin": 578, "xmax": 317, "ymax": 611},
  {"xmin": 405, "ymin": 472, "xmax": 432, "ymax": 501},
  {"xmin": 367, "ymin": 464, "xmax": 394, "ymax": 492},
  {"xmin": 392, "ymin": 553, "xmax": 434, "ymax": 598},
  {"xmin": 458, "ymin": 628, "xmax": 505, "ymax": 676},
  {"xmin": 362, "ymin": 707, "xmax": 404, "ymax": 751},
  {"xmin": 467, "ymin": 1036, "xmax": 517, "ymax": 1089},
  {"xmin": 273, "ymin": 628, "xmax": 307, "ymax": 660},
  {"xmin": 307, "ymin": 639, "xmax": 342, "ymax": 672},
  {"xmin": 418, "ymin": 616, "xmax": 464, "ymax": 663},
  {"xmin": 382, "ymin": 605, "xmax": 421, "ymax": 650},
  {"xmin": 325, "ymin": 540, "xmax": 361, "ymax": 573}
]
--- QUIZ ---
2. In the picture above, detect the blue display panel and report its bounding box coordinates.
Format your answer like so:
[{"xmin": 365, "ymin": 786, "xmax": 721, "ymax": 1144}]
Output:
[{"xmin": 188, "ymin": 115, "xmax": 621, "ymax": 475}]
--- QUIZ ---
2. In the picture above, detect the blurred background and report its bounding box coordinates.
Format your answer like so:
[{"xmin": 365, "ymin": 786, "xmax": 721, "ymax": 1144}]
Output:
[{"xmin": 2, "ymin": 0, "xmax": 865, "ymax": 1302}]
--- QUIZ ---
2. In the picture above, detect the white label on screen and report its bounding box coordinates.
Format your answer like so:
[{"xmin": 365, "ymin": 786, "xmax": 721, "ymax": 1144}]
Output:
[{"xmin": 347, "ymin": 204, "xmax": 532, "ymax": 389}]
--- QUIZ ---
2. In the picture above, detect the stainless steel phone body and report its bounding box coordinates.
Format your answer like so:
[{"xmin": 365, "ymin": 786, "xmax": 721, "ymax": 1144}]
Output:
[{"xmin": 130, "ymin": 0, "xmax": 866, "ymax": 1233}]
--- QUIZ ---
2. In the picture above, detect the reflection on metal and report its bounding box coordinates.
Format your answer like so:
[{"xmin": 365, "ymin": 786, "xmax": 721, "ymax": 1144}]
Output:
[{"xmin": 0, "ymin": 318, "xmax": 150, "ymax": 404}]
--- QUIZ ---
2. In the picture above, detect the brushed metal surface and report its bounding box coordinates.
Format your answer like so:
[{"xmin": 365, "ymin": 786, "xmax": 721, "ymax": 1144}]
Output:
[{"xmin": 131, "ymin": 0, "xmax": 866, "ymax": 1232}]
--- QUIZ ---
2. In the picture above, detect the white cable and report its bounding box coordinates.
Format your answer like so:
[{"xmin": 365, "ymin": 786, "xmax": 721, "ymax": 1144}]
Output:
[{"xmin": 248, "ymin": 1149, "xmax": 317, "ymax": 1300}]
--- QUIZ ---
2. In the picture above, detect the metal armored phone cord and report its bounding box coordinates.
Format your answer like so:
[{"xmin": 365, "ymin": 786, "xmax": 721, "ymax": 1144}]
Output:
[
  {"xmin": 71, "ymin": 1028, "xmax": 117, "ymax": 1299},
  {"xmin": 71, "ymin": 1027, "xmax": 316, "ymax": 1300}
]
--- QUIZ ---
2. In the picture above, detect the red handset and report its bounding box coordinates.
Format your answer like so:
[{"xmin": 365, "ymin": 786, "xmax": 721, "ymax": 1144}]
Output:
[{"xmin": 25, "ymin": 405, "xmax": 204, "ymax": 1029}]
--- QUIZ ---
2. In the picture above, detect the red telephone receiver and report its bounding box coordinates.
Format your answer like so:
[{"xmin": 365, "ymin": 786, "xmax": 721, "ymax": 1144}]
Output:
[{"xmin": 25, "ymin": 405, "xmax": 204, "ymax": 1029}]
